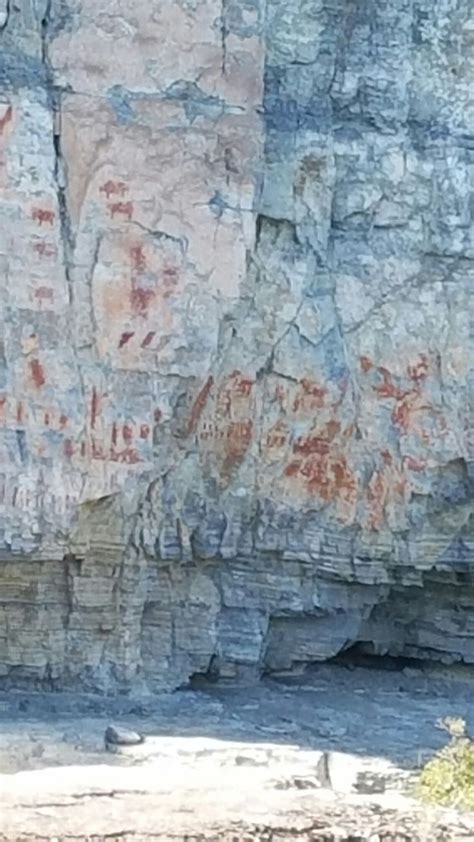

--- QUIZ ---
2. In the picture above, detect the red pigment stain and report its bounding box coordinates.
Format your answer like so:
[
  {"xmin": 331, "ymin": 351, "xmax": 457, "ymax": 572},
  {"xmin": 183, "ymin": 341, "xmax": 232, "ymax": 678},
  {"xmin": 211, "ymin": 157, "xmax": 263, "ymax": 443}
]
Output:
[
  {"xmin": 308, "ymin": 455, "xmax": 354, "ymax": 501},
  {"xmin": 188, "ymin": 376, "xmax": 214, "ymax": 435},
  {"xmin": 408, "ymin": 354, "xmax": 429, "ymax": 383},
  {"xmin": 293, "ymin": 378, "xmax": 327, "ymax": 412},
  {"xmin": 222, "ymin": 420, "xmax": 253, "ymax": 476},
  {"xmin": 110, "ymin": 448, "xmax": 141, "ymax": 465},
  {"xmin": 59, "ymin": 414, "xmax": 68, "ymax": 427},
  {"xmin": 373, "ymin": 367, "xmax": 402, "ymax": 399},
  {"xmin": 392, "ymin": 398, "xmax": 412, "ymax": 432},
  {"xmin": 33, "ymin": 242, "xmax": 57, "ymax": 258},
  {"xmin": 274, "ymin": 384, "xmax": 286, "ymax": 405},
  {"xmin": 332, "ymin": 459, "xmax": 349, "ymax": 488},
  {"xmin": 285, "ymin": 435, "xmax": 357, "ymax": 507},
  {"xmin": 130, "ymin": 286, "xmax": 155, "ymax": 316},
  {"xmin": 381, "ymin": 449, "xmax": 393, "ymax": 466},
  {"xmin": 118, "ymin": 331, "xmax": 135, "ymax": 348},
  {"xmin": 109, "ymin": 201, "xmax": 133, "ymax": 221},
  {"xmin": 300, "ymin": 456, "xmax": 325, "ymax": 494},
  {"xmin": 396, "ymin": 476, "xmax": 409, "ymax": 497},
  {"xmin": 293, "ymin": 420, "xmax": 341, "ymax": 457},
  {"xmin": 122, "ymin": 424, "xmax": 133, "ymax": 443},
  {"xmin": 332, "ymin": 460, "xmax": 358, "ymax": 514},
  {"xmin": 141, "ymin": 331, "xmax": 155, "ymax": 348},
  {"xmin": 163, "ymin": 266, "xmax": 178, "ymax": 282},
  {"xmin": 162, "ymin": 266, "xmax": 178, "ymax": 296},
  {"xmin": 0, "ymin": 105, "xmax": 12, "ymax": 135},
  {"xmin": 216, "ymin": 390, "xmax": 232, "ymax": 417},
  {"xmin": 285, "ymin": 460, "xmax": 302, "ymax": 478},
  {"xmin": 198, "ymin": 421, "xmax": 212, "ymax": 441},
  {"xmin": 99, "ymin": 180, "xmax": 128, "ymax": 200},
  {"xmin": 130, "ymin": 244, "xmax": 146, "ymax": 272},
  {"xmin": 301, "ymin": 378, "xmax": 326, "ymax": 398},
  {"xmin": 140, "ymin": 424, "xmax": 150, "ymax": 439},
  {"xmin": 35, "ymin": 286, "xmax": 54, "ymax": 302},
  {"xmin": 91, "ymin": 439, "xmax": 105, "ymax": 460},
  {"xmin": 91, "ymin": 388, "xmax": 99, "ymax": 429},
  {"xmin": 30, "ymin": 359, "xmax": 45, "ymax": 388},
  {"xmin": 294, "ymin": 435, "xmax": 330, "ymax": 457},
  {"xmin": 229, "ymin": 370, "xmax": 255, "ymax": 398},
  {"xmin": 367, "ymin": 471, "xmax": 387, "ymax": 530},
  {"xmin": 266, "ymin": 420, "xmax": 288, "ymax": 449},
  {"xmin": 404, "ymin": 455, "xmax": 426, "ymax": 472},
  {"xmin": 32, "ymin": 208, "xmax": 55, "ymax": 227},
  {"xmin": 342, "ymin": 423, "xmax": 355, "ymax": 440},
  {"xmin": 360, "ymin": 355, "xmax": 373, "ymax": 373},
  {"xmin": 64, "ymin": 439, "xmax": 74, "ymax": 458}
]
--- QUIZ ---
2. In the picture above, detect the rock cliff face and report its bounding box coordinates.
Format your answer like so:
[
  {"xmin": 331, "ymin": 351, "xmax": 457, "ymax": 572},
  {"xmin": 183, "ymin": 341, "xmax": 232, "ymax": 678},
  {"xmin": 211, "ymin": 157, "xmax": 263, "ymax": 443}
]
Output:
[{"xmin": 0, "ymin": 0, "xmax": 472, "ymax": 690}]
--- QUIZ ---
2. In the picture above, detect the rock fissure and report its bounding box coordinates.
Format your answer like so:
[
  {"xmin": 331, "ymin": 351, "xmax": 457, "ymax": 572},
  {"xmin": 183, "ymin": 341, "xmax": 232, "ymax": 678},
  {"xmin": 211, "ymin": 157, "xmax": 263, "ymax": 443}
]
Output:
[
  {"xmin": 0, "ymin": 0, "xmax": 470, "ymax": 692},
  {"xmin": 51, "ymin": 96, "xmax": 75, "ymax": 308},
  {"xmin": 0, "ymin": 0, "xmax": 9, "ymax": 31},
  {"xmin": 220, "ymin": 0, "xmax": 228, "ymax": 75}
]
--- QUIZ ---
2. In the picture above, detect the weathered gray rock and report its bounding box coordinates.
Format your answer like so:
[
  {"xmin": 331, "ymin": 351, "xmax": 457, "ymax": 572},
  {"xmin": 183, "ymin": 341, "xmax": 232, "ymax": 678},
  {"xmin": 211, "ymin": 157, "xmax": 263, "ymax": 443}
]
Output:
[
  {"xmin": 105, "ymin": 725, "xmax": 144, "ymax": 751},
  {"xmin": 0, "ymin": 0, "xmax": 471, "ymax": 691}
]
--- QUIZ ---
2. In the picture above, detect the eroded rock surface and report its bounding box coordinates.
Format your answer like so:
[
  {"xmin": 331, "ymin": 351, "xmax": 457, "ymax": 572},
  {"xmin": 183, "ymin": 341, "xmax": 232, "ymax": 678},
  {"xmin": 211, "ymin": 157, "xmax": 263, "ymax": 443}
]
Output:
[{"xmin": 0, "ymin": 1, "xmax": 472, "ymax": 689}]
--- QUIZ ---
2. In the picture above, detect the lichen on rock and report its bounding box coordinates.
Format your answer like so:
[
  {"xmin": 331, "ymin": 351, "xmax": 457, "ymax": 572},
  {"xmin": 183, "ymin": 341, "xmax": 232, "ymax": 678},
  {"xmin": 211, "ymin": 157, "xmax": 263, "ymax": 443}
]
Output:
[{"xmin": 418, "ymin": 718, "xmax": 474, "ymax": 810}]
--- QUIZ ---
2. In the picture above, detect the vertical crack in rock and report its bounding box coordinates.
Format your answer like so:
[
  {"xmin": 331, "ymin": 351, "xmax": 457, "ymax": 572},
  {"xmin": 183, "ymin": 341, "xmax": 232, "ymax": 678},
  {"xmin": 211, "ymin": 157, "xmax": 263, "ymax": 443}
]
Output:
[
  {"xmin": 84, "ymin": 233, "xmax": 103, "ymax": 354},
  {"xmin": 51, "ymin": 100, "xmax": 75, "ymax": 307},
  {"xmin": 220, "ymin": 0, "xmax": 228, "ymax": 74},
  {"xmin": 0, "ymin": 0, "xmax": 471, "ymax": 692},
  {"xmin": 41, "ymin": 0, "xmax": 75, "ymax": 308},
  {"xmin": 0, "ymin": 0, "xmax": 10, "ymax": 30}
]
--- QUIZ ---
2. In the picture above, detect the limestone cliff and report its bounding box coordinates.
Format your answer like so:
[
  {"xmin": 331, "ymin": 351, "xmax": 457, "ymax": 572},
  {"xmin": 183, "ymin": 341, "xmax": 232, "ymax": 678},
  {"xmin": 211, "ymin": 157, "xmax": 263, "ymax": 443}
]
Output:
[{"xmin": 0, "ymin": 0, "xmax": 472, "ymax": 690}]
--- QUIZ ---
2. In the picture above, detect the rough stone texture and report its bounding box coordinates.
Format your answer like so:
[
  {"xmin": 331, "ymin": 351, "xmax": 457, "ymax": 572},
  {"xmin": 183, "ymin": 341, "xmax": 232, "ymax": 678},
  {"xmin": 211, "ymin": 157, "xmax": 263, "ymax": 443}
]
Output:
[
  {"xmin": 0, "ymin": 1, "xmax": 472, "ymax": 689},
  {"xmin": 1, "ymin": 665, "xmax": 474, "ymax": 840}
]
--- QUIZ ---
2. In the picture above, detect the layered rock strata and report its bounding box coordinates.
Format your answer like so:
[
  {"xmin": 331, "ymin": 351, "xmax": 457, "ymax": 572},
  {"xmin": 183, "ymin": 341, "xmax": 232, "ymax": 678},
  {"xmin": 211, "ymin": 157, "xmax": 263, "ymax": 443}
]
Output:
[{"xmin": 0, "ymin": 0, "xmax": 472, "ymax": 689}]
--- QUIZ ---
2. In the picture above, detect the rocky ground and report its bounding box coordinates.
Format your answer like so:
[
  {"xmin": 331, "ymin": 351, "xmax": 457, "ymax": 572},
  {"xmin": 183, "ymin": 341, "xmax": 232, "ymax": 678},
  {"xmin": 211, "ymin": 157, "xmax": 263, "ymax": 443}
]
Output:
[{"xmin": 1, "ymin": 661, "xmax": 474, "ymax": 840}]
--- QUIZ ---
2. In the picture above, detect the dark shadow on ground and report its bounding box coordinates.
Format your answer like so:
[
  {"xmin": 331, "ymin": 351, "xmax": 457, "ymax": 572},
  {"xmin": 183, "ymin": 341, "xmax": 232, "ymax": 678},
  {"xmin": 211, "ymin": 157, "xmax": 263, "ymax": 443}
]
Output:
[{"xmin": 0, "ymin": 661, "xmax": 472, "ymax": 775}]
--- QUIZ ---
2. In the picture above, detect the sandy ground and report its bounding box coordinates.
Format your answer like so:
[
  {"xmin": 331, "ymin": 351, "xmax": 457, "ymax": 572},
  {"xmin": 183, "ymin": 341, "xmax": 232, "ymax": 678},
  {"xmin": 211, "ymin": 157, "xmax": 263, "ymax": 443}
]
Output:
[{"xmin": 1, "ymin": 662, "xmax": 474, "ymax": 839}]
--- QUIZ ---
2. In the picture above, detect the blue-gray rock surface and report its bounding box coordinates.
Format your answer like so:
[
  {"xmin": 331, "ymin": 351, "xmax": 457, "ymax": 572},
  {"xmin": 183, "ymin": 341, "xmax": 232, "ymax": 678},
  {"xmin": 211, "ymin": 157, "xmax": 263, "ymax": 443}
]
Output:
[{"xmin": 0, "ymin": 0, "xmax": 471, "ymax": 690}]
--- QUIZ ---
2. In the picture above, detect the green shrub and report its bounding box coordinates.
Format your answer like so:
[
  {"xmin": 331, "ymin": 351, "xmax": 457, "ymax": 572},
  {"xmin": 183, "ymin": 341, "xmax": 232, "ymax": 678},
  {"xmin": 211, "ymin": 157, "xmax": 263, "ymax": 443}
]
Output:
[{"xmin": 418, "ymin": 718, "xmax": 474, "ymax": 810}]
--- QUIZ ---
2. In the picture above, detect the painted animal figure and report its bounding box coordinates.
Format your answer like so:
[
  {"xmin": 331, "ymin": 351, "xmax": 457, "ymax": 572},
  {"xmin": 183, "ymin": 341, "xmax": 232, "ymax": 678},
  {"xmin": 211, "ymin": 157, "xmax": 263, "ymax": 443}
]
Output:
[
  {"xmin": 32, "ymin": 208, "xmax": 55, "ymax": 226},
  {"xmin": 100, "ymin": 180, "xmax": 128, "ymax": 199},
  {"xmin": 110, "ymin": 201, "xmax": 133, "ymax": 221}
]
